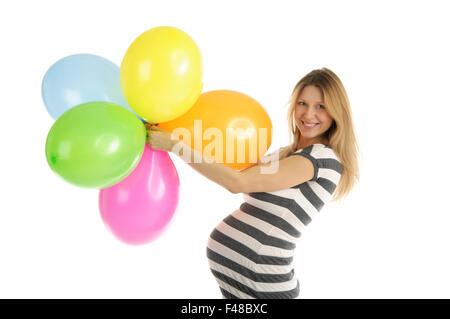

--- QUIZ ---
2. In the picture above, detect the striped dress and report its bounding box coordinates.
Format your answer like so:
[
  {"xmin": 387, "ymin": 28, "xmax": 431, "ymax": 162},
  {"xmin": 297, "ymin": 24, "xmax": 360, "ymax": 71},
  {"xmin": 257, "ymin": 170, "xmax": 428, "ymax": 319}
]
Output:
[{"xmin": 206, "ymin": 143, "xmax": 343, "ymax": 299}]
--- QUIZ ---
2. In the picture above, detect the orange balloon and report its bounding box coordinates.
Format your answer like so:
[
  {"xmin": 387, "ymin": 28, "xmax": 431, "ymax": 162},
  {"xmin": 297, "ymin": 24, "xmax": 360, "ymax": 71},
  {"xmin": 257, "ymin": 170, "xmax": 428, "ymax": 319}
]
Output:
[{"xmin": 158, "ymin": 90, "xmax": 272, "ymax": 170}]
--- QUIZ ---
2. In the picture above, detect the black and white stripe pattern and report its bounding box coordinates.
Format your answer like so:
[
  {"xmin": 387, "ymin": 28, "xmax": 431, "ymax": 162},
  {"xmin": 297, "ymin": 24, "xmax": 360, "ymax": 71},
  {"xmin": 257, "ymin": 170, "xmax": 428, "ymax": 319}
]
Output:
[{"xmin": 207, "ymin": 144, "xmax": 342, "ymax": 299}]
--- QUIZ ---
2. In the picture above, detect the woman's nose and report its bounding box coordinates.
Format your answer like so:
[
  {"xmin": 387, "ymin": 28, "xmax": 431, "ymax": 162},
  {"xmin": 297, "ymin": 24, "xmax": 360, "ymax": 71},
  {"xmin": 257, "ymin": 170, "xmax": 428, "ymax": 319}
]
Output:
[{"xmin": 304, "ymin": 106, "xmax": 316, "ymax": 119}]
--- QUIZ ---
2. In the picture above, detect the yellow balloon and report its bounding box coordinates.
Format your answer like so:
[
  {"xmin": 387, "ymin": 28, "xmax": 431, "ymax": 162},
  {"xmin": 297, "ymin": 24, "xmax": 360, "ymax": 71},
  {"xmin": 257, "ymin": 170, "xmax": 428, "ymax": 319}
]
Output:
[{"xmin": 120, "ymin": 26, "xmax": 203, "ymax": 123}]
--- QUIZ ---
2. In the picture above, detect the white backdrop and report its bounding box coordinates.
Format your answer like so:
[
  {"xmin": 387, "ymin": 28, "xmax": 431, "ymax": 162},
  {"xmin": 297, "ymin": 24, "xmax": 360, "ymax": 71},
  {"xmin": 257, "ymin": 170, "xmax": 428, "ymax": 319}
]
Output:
[{"xmin": 1, "ymin": 0, "xmax": 449, "ymax": 299}]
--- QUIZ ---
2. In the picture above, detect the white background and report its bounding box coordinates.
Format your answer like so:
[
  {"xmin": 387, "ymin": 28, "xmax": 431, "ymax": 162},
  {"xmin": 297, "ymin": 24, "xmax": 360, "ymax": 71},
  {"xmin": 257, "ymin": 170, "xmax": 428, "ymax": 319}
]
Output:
[{"xmin": 1, "ymin": 0, "xmax": 449, "ymax": 299}]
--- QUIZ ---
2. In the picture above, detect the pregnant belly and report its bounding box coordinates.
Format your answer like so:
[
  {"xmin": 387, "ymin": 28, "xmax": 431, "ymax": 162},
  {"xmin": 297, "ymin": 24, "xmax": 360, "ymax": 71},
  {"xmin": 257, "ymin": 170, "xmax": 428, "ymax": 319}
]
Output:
[{"xmin": 210, "ymin": 208, "xmax": 297, "ymax": 259}]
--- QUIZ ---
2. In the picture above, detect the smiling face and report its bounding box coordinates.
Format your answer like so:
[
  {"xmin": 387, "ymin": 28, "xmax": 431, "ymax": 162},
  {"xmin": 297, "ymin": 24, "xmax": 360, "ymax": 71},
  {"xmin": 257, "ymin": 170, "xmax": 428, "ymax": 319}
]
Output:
[{"xmin": 294, "ymin": 85, "xmax": 334, "ymax": 149}]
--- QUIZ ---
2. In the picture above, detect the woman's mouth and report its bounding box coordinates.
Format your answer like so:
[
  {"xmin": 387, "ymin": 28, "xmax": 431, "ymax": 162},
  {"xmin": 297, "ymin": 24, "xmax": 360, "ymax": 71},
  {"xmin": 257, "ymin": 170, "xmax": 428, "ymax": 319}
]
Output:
[{"xmin": 301, "ymin": 121, "xmax": 319, "ymax": 129}]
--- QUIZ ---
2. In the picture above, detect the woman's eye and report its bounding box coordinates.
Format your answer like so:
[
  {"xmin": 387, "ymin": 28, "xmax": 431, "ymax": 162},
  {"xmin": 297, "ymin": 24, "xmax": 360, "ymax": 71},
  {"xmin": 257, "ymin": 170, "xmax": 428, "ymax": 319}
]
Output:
[
  {"xmin": 298, "ymin": 102, "xmax": 305, "ymax": 105},
  {"xmin": 318, "ymin": 104, "xmax": 325, "ymax": 109}
]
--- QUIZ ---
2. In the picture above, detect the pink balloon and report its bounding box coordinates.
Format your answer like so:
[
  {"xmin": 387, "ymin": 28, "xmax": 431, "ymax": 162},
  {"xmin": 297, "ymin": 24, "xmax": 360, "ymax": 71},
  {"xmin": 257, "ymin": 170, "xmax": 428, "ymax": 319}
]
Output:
[{"xmin": 99, "ymin": 144, "xmax": 180, "ymax": 245}]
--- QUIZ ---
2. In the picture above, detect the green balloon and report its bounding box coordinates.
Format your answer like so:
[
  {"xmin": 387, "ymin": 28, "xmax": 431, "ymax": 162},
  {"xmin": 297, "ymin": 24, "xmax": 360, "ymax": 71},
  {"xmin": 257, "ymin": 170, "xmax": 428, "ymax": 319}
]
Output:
[{"xmin": 45, "ymin": 102, "xmax": 146, "ymax": 188}]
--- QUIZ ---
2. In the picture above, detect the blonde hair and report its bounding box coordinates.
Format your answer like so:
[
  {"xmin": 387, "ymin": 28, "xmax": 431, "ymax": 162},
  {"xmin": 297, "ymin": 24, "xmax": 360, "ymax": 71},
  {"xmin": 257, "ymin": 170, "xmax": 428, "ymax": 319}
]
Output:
[{"xmin": 279, "ymin": 68, "xmax": 360, "ymax": 202}]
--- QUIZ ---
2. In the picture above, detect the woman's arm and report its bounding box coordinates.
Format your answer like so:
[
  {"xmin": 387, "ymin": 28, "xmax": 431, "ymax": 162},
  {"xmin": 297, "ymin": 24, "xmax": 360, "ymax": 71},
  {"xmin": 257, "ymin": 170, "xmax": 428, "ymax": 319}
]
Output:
[
  {"xmin": 173, "ymin": 141, "xmax": 314, "ymax": 194},
  {"xmin": 234, "ymin": 153, "xmax": 315, "ymax": 193},
  {"xmin": 146, "ymin": 125, "xmax": 240, "ymax": 193},
  {"xmin": 146, "ymin": 125, "xmax": 313, "ymax": 194}
]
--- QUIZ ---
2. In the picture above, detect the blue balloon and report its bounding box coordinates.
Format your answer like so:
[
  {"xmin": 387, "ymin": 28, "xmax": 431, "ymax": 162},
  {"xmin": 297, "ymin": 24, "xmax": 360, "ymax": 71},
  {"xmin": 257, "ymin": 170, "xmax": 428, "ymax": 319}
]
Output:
[{"xmin": 42, "ymin": 54, "xmax": 143, "ymax": 121}]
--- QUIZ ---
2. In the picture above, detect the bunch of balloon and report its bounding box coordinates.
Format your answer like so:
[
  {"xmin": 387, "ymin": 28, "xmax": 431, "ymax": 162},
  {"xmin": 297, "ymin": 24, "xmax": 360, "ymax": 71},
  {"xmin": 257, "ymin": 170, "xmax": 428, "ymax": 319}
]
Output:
[
  {"xmin": 43, "ymin": 25, "xmax": 272, "ymax": 246},
  {"xmin": 99, "ymin": 26, "xmax": 204, "ymax": 245}
]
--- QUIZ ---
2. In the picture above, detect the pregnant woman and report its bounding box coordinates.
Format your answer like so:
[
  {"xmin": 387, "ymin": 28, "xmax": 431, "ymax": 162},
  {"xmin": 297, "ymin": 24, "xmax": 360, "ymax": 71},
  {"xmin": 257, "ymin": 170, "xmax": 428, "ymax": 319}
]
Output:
[{"xmin": 147, "ymin": 67, "xmax": 360, "ymax": 299}]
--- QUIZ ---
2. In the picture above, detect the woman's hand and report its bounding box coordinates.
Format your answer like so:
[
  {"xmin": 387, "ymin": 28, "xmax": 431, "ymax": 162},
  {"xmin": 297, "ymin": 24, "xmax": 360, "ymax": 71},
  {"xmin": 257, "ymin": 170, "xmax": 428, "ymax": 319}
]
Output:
[{"xmin": 145, "ymin": 124, "xmax": 179, "ymax": 152}]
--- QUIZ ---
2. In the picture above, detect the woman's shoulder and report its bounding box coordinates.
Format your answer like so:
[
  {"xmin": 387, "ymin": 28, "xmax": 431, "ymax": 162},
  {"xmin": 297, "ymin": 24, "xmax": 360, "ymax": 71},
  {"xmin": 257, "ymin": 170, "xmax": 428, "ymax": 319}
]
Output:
[
  {"xmin": 292, "ymin": 143, "xmax": 342, "ymax": 165},
  {"xmin": 313, "ymin": 144, "xmax": 340, "ymax": 160}
]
